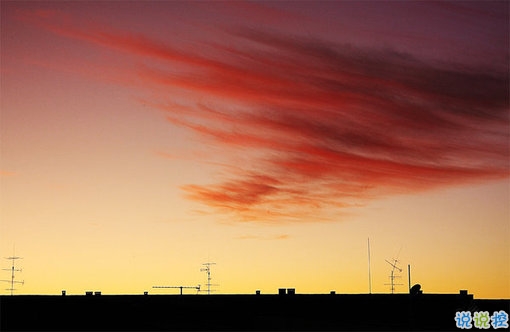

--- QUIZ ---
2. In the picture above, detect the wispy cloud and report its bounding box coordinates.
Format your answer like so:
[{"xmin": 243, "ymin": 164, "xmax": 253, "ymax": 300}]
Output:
[
  {"xmin": 24, "ymin": 9, "xmax": 509, "ymax": 223},
  {"xmin": 234, "ymin": 234, "xmax": 290, "ymax": 241},
  {"xmin": 0, "ymin": 170, "xmax": 17, "ymax": 177}
]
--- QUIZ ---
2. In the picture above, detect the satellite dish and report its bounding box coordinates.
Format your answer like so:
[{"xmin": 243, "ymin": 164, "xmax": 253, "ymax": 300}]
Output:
[{"xmin": 410, "ymin": 284, "xmax": 421, "ymax": 295}]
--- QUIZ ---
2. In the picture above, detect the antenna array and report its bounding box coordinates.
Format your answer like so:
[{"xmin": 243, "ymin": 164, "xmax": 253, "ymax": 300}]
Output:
[
  {"xmin": 200, "ymin": 262, "xmax": 217, "ymax": 295},
  {"xmin": 384, "ymin": 258, "xmax": 402, "ymax": 294},
  {"xmin": 152, "ymin": 285, "xmax": 201, "ymax": 295},
  {"xmin": 1, "ymin": 254, "xmax": 24, "ymax": 295}
]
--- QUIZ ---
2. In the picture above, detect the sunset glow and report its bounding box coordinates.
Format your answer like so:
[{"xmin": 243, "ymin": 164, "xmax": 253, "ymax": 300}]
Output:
[{"xmin": 1, "ymin": 1, "xmax": 508, "ymax": 298}]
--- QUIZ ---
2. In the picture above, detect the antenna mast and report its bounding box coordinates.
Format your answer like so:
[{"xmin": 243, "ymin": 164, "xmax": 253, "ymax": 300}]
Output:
[
  {"xmin": 368, "ymin": 238, "xmax": 372, "ymax": 294},
  {"xmin": 1, "ymin": 254, "xmax": 24, "ymax": 296},
  {"xmin": 200, "ymin": 262, "xmax": 216, "ymax": 295}
]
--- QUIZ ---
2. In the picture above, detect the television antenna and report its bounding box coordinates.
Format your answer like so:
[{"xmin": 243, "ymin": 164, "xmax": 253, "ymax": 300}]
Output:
[
  {"xmin": 384, "ymin": 258, "xmax": 403, "ymax": 294},
  {"xmin": 152, "ymin": 285, "xmax": 201, "ymax": 295},
  {"xmin": 367, "ymin": 238, "xmax": 372, "ymax": 294},
  {"xmin": 1, "ymin": 253, "xmax": 24, "ymax": 296},
  {"xmin": 200, "ymin": 262, "xmax": 218, "ymax": 295}
]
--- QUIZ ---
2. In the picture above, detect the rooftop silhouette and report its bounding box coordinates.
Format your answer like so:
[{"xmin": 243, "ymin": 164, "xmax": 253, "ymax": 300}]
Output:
[{"xmin": 1, "ymin": 288, "xmax": 509, "ymax": 331}]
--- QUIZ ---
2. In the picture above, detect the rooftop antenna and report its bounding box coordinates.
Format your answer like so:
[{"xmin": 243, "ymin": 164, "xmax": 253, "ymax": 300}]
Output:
[
  {"xmin": 408, "ymin": 264, "xmax": 411, "ymax": 292},
  {"xmin": 384, "ymin": 258, "xmax": 402, "ymax": 294},
  {"xmin": 1, "ymin": 248, "xmax": 24, "ymax": 296},
  {"xmin": 200, "ymin": 262, "xmax": 217, "ymax": 295},
  {"xmin": 152, "ymin": 285, "xmax": 201, "ymax": 295},
  {"xmin": 367, "ymin": 238, "xmax": 372, "ymax": 294}
]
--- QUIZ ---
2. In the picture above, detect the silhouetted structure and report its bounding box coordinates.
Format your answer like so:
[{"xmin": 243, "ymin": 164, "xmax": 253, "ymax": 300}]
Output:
[
  {"xmin": 410, "ymin": 284, "xmax": 422, "ymax": 295},
  {"xmin": 1, "ymin": 290, "xmax": 508, "ymax": 331}
]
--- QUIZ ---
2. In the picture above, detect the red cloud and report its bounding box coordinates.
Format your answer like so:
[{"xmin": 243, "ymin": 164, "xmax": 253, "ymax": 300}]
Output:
[{"xmin": 24, "ymin": 10, "xmax": 510, "ymax": 222}]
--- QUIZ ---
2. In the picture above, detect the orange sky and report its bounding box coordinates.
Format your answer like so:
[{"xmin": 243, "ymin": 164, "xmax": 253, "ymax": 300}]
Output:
[{"xmin": 1, "ymin": 1, "xmax": 509, "ymax": 298}]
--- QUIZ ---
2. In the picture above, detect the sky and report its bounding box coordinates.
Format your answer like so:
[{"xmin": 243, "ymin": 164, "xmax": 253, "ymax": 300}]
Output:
[{"xmin": 0, "ymin": 1, "xmax": 508, "ymax": 298}]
